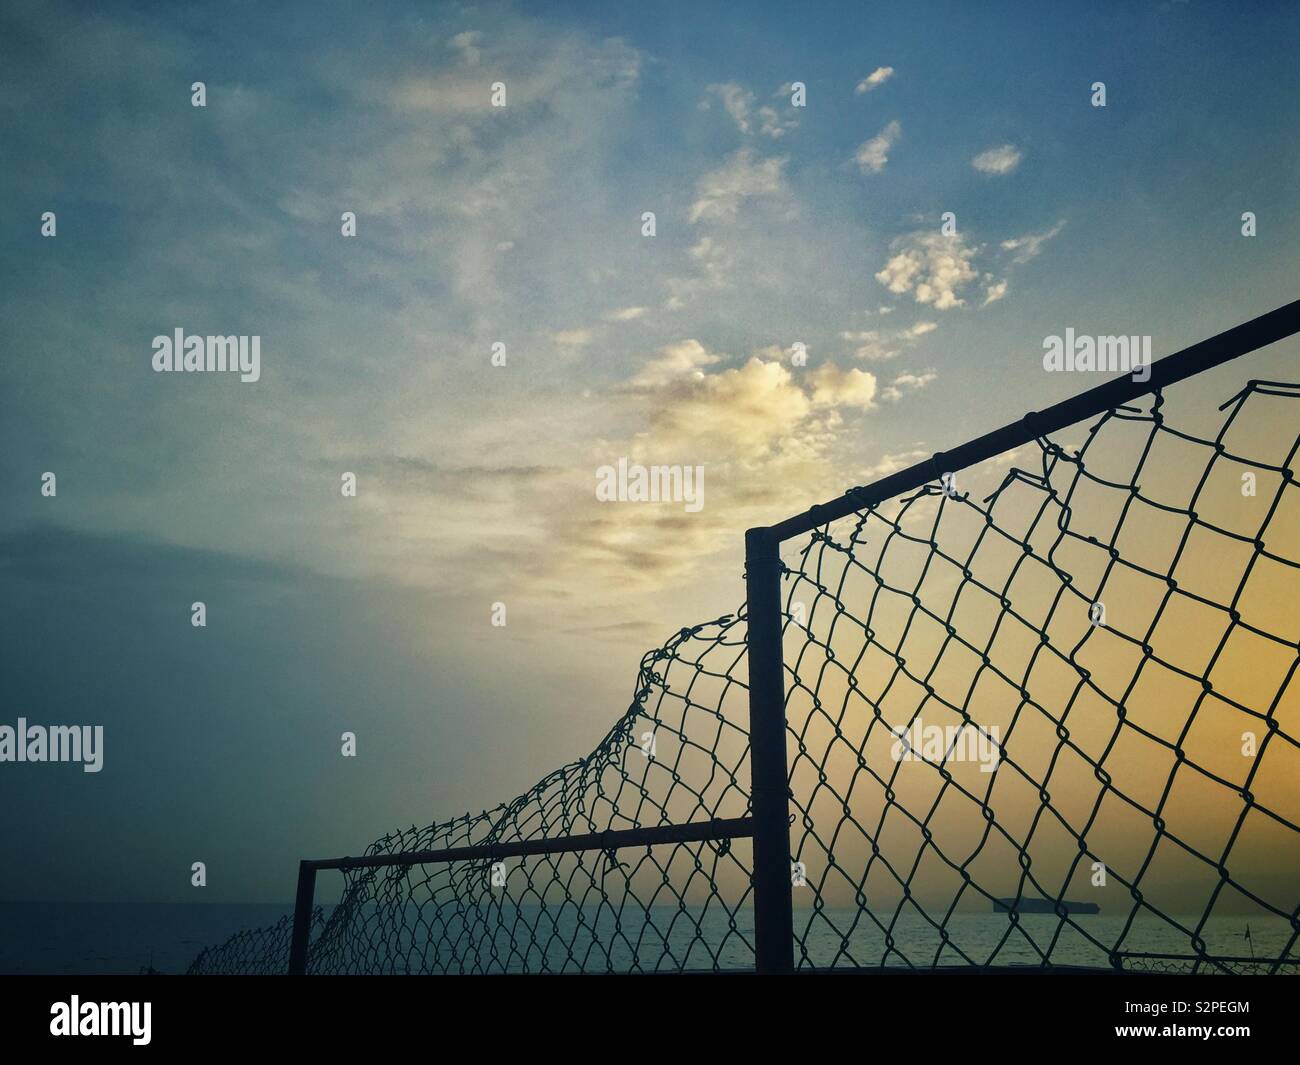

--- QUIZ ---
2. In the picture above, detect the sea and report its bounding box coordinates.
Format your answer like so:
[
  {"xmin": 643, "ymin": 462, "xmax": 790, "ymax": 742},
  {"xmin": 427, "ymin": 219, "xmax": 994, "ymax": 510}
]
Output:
[{"xmin": 0, "ymin": 902, "xmax": 1289, "ymax": 974}]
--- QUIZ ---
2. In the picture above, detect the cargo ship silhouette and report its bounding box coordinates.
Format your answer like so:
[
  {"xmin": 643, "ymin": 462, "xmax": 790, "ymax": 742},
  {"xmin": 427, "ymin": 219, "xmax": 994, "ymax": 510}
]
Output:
[{"xmin": 994, "ymin": 897, "xmax": 1100, "ymax": 915}]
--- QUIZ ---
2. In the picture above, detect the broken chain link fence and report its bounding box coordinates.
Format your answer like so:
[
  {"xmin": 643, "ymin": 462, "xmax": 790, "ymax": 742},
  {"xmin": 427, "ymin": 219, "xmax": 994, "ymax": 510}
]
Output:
[
  {"xmin": 190, "ymin": 618, "xmax": 758, "ymax": 973},
  {"xmin": 190, "ymin": 358, "xmax": 1299, "ymax": 975}
]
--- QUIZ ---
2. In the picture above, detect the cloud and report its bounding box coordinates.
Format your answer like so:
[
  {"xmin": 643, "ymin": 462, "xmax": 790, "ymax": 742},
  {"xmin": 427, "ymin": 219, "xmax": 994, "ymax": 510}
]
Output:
[
  {"xmin": 689, "ymin": 149, "xmax": 789, "ymax": 222},
  {"xmin": 1000, "ymin": 220, "xmax": 1066, "ymax": 263},
  {"xmin": 855, "ymin": 67, "xmax": 895, "ymax": 94},
  {"xmin": 449, "ymin": 31, "xmax": 483, "ymax": 66},
  {"xmin": 704, "ymin": 83, "xmax": 755, "ymax": 134},
  {"xmin": 875, "ymin": 232, "xmax": 981, "ymax": 309},
  {"xmin": 629, "ymin": 339, "xmax": 722, "ymax": 388},
  {"xmin": 854, "ymin": 120, "xmax": 901, "ymax": 174},
  {"xmin": 839, "ymin": 320, "xmax": 936, "ymax": 361},
  {"xmin": 554, "ymin": 328, "xmax": 594, "ymax": 347},
  {"xmin": 839, "ymin": 330, "xmax": 890, "ymax": 360},
  {"xmin": 605, "ymin": 306, "xmax": 648, "ymax": 322},
  {"xmin": 860, "ymin": 448, "xmax": 930, "ymax": 480},
  {"xmin": 880, "ymin": 369, "xmax": 938, "ymax": 403},
  {"xmin": 389, "ymin": 32, "xmax": 640, "ymax": 118},
  {"xmin": 971, "ymin": 144, "xmax": 1023, "ymax": 175},
  {"xmin": 807, "ymin": 363, "xmax": 878, "ymax": 409},
  {"xmin": 757, "ymin": 104, "xmax": 796, "ymax": 139},
  {"xmin": 703, "ymin": 83, "xmax": 797, "ymax": 139},
  {"xmin": 648, "ymin": 357, "xmax": 809, "ymax": 450},
  {"xmin": 982, "ymin": 278, "xmax": 1009, "ymax": 305}
]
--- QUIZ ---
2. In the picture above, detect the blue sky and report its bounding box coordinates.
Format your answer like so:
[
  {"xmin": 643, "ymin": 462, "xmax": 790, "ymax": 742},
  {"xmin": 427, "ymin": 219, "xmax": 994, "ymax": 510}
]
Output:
[{"xmin": 0, "ymin": 0, "xmax": 1297, "ymax": 902}]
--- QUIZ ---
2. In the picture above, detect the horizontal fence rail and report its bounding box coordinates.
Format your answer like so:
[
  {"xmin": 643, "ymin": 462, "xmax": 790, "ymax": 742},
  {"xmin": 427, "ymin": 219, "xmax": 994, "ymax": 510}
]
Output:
[
  {"xmin": 288, "ymin": 817, "xmax": 755, "ymax": 972},
  {"xmin": 767, "ymin": 299, "xmax": 1300, "ymax": 544},
  {"xmin": 302, "ymin": 816, "xmax": 755, "ymax": 872}
]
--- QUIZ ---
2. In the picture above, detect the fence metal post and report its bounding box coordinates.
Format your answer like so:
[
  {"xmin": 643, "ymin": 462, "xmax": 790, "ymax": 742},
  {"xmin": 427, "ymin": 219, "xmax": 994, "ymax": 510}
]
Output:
[
  {"xmin": 288, "ymin": 860, "xmax": 316, "ymax": 975},
  {"xmin": 745, "ymin": 526, "xmax": 795, "ymax": 974}
]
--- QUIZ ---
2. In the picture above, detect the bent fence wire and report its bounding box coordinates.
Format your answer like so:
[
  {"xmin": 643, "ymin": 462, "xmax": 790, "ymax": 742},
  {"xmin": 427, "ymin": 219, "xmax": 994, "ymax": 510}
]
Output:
[
  {"xmin": 190, "ymin": 325, "xmax": 1300, "ymax": 976},
  {"xmin": 782, "ymin": 377, "xmax": 1299, "ymax": 973},
  {"xmin": 190, "ymin": 619, "xmax": 759, "ymax": 974}
]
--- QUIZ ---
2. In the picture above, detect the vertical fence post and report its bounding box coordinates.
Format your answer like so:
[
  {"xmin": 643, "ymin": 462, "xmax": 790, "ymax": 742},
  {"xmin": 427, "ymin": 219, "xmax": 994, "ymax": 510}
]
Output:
[
  {"xmin": 745, "ymin": 526, "xmax": 795, "ymax": 974},
  {"xmin": 288, "ymin": 860, "xmax": 316, "ymax": 975}
]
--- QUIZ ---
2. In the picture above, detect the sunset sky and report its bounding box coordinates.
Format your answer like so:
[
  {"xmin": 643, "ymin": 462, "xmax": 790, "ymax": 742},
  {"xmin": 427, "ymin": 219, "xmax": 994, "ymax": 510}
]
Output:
[{"xmin": 1, "ymin": 0, "xmax": 1297, "ymax": 905}]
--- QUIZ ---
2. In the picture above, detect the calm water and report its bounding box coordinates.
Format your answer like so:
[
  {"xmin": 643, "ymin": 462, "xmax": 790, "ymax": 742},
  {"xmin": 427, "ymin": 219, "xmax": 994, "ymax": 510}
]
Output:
[
  {"xmin": 0, "ymin": 902, "xmax": 1288, "ymax": 974},
  {"xmin": 330, "ymin": 906, "xmax": 1289, "ymax": 973},
  {"xmin": 0, "ymin": 903, "xmax": 295, "ymax": 975}
]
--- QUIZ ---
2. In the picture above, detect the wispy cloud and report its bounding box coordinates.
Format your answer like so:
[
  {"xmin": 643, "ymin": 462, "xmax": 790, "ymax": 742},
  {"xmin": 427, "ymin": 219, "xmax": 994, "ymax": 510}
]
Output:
[
  {"xmin": 982, "ymin": 278, "xmax": 1009, "ymax": 305},
  {"xmin": 1001, "ymin": 220, "xmax": 1066, "ymax": 262},
  {"xmin": 880, "ymin": 369, "xmax": 938, "ymax": 403},
  {"xmin": 605, "ymin": 306, "xmax": 649, "ymax": 322},
  {"xmin": 703, "ymin": 82, "xmax": 797, "ymax": 139},
  {"xmin": 553, "ymin": 328, "xmax": 594, "ymax": 347},
  {"xmin": 840, "ymin": 320, "xmax": 937, "ymax": 361},
  {"xmin": 972, "ymin": 143, "xmax": 1023, "ymax": 175},
  {"xmin": 689, "ymin": 148, "xmax": 789, "ymax": 222},
  {"xmin": 854, "ymin": 120, "xmax": 901, "ymax": 174},
  {"xmin": 855, "ymin": 66, "xmax": 895, "ymax": 94}
]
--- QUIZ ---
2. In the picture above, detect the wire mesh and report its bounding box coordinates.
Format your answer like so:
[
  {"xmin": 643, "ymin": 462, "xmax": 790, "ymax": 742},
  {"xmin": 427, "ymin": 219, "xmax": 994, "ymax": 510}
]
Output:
[
  {"xmin": 784, "ymin": 379, "xmax": 1300, "ymax": 972},
  {"xmin": 187, "ymin": 908, "xmax": 325, "ymax": 976},
  {"xmin": 190, "ymin": 617, "xmax": 756, "ymax": 973}
]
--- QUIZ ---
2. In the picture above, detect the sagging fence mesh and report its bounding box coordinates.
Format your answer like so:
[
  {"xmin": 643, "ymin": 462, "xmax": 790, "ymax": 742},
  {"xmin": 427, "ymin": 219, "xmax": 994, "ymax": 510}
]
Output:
[
  {"xmin": 189, "ymin": 376, "xmax": 1300, "ymax": 975},
  {"xmin": 191, "ymin": 618, "xmax": 759, "ymax": 974}
]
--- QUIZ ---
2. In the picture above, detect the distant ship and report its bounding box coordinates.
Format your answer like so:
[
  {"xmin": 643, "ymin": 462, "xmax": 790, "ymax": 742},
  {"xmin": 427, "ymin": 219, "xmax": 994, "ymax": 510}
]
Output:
[{"xmin": 994, "ymin": 897, "xmax": 1099, "ymax": 915}]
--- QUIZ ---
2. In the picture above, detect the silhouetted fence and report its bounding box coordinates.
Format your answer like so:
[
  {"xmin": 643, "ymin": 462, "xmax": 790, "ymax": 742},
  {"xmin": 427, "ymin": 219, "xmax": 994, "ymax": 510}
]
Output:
[{"xmin": 189, "ymin": 300, "xmax": 1300, "ymax": 975}]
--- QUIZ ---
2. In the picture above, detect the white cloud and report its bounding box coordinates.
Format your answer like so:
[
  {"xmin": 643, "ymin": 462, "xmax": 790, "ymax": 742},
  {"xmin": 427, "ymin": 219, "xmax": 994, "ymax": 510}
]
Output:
[
  {"xmin": 703, "ymin": 83, "xmax": 797, "ymax": 139},
  {"xmin": 855, "ymin": 67, "xmax": 895, "ymax": 94},
  {"xmin": 704, "ymin": 83, "xmax": 755, "ymax": 134},
  {"xmin": 757, "ymin": 104, "xmax": 796, "ymax": 139},
  {"xmin": 875, "ymin": 232, "xmax": 980, "ymax": 310},
  {"xmin": 854, "ymin": 120, "xmax": 901, "ymax": 174},
  {"xmin": 807, "ymin": 363, "xmax": 877, "ymax": 409},
  {"xmin": 629, "ymin": 339, "xmax": 721, "ymax": 388},
  {"xmin": 689, "ymin": 148, "xmax": 788, "ymax": 223},
  {"xmin": 880, "ymin": 369, "xmax": 938, "ymax": 403},
  {"xmin": 982, "ymin": 279, "xmax": 1008, "ymax": 305},
  {"xmin": 972, "ymin": 144, "xmax": 1023, "ymax": 175},
  {"xmin": 605, "ymin": 306, "xmax": 648, "ymax": 322},
  {"xmin": 1000, "ymin": 220, "xmax": 1066, "ymax": 263},
  {"xmin": 839, "ymin": 320, "xmax": 937, "ymax": 361},
  {"xmin": 861, "ymin": 448, "xmax": 929, "ymax": 480}
]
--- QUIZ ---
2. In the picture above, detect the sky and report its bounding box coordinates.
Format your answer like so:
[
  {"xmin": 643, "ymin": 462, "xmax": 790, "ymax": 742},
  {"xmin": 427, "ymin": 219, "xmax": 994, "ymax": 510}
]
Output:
[{"xmin": 0, "ymin": 0, "xmax": 1298, "ymax": 905}]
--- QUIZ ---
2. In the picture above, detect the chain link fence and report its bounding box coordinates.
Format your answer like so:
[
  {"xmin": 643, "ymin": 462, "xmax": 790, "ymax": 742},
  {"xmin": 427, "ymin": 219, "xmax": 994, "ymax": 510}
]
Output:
[
  {"xmin": 191, "ymin": 618, "xmax": 758, "ymax": 974},
  {"xmin": 783, "ymin": 379, "xmax": 1299, "ymax": 972},
  {"xmin": 190, "ymin": 311, "xmax": 1300, "ymax": 975}
]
